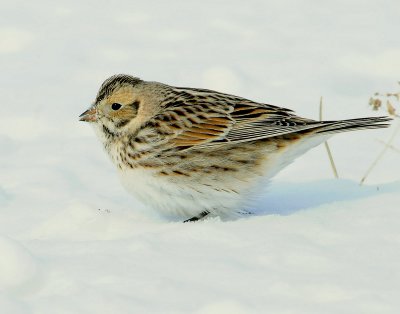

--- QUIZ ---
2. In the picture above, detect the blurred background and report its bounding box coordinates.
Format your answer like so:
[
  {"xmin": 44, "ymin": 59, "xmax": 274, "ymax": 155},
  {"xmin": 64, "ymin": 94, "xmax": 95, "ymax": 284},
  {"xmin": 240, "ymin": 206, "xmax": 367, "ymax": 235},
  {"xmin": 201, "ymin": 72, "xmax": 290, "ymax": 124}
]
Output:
[{"xmin": 1, "ymin": 0, "xmax": 399, "ymax": 228}]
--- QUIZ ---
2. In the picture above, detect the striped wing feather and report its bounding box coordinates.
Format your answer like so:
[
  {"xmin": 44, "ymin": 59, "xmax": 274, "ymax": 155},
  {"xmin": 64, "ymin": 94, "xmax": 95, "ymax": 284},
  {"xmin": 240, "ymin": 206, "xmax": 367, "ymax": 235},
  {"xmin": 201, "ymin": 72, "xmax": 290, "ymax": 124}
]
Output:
[
  {"xmin": 150, "ymin": 102, "xmax": 234, "ymax": 148},
  {"xmin": 153, "ymin": 95, "xmax": 317, "ymax": 148},
  {"xmin": 150, "ymin": 90, "xmax": 390, "ymax": 149},
  {"xmin": 226, "ymin": 104, "xmax": 322, "ymax": 143},
  {"xmin": 171, "ymin": 116, "xmax": 233, "ymax": 146}
]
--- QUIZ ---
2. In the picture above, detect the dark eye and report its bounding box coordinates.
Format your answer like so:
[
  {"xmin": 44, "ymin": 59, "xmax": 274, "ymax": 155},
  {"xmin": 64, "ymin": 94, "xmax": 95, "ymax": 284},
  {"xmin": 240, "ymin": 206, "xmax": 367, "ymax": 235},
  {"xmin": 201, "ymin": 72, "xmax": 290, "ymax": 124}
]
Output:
[{"xmin": 111, "ymin": 103, "xmax": 122, "ymax": 110}]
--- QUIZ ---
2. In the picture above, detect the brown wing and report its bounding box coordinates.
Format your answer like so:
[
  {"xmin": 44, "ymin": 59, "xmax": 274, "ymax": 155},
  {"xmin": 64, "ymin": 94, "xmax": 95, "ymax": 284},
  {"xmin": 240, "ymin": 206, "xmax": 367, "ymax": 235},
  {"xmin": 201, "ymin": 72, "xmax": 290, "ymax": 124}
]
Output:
[
  {"xmin": 146, "ymin": 87, "xmax": 323, "ymax": 150},
  {"xmin": 147, "ymin": 101, "xmax": 234, "ymax": 148},
  {"xmin": 226, "ymin": 104, "xmax": 323, "ymax": 143}
]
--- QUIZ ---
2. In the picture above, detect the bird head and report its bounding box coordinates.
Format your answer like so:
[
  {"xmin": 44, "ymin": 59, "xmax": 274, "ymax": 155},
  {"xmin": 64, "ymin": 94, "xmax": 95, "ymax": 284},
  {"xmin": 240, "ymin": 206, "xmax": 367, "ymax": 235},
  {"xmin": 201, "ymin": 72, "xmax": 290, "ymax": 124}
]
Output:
[{"xmin": 80, "ymin": 74, "xmax": 147, "ymax": 137}]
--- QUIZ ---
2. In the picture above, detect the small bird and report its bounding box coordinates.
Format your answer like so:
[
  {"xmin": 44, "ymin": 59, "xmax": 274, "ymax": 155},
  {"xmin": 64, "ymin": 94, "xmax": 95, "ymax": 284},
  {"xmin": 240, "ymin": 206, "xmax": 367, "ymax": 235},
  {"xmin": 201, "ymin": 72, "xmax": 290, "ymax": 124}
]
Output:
[{"xmin": 80, "ymin": 74, "xmax": 390, "ymax": 222}]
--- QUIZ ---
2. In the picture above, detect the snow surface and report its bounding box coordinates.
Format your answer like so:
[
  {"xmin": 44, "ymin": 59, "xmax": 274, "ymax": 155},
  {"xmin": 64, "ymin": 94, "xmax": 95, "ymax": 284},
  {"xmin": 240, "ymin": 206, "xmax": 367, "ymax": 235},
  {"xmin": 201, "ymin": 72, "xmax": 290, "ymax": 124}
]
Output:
[{"xmin": 1, "ymin": 1, "xmax": 400, "ymax": 313}]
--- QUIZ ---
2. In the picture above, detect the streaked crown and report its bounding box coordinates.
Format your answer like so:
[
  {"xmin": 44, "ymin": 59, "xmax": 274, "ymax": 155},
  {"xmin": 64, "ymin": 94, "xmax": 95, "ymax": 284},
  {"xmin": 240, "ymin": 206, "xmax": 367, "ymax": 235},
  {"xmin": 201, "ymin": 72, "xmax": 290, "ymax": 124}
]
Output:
[{"xmin": 96, "ymin": 74, "xmax": 142, "ymax": 104}]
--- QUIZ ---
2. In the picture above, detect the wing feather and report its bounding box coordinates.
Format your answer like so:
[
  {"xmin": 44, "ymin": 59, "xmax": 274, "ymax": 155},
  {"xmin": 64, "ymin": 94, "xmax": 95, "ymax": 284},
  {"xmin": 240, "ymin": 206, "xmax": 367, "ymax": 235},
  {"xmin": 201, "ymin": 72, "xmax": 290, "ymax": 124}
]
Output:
[
  {"xmin": 148, "ymin": 101, "xmax": 234, "ymax": 148},
  {"xmin": 146, "ymin": 88, "xmax": 322, "ymax": 150}
]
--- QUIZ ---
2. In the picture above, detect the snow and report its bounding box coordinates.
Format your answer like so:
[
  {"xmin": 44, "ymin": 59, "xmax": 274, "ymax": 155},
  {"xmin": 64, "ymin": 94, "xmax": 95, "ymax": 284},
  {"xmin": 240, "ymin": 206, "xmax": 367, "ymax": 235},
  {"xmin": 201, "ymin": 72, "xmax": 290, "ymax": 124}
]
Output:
[{"xmin": 1, "ymin": 1, "xmax": 400, "ymax": 313}]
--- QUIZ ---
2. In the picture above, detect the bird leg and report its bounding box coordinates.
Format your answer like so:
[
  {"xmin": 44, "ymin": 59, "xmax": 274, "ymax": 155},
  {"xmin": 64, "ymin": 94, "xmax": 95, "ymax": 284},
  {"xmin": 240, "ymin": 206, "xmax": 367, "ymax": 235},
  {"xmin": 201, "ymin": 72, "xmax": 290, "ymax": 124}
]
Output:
[{"xmin": 183, "ymin": 211, "xmax": 210, "ymax": 223}]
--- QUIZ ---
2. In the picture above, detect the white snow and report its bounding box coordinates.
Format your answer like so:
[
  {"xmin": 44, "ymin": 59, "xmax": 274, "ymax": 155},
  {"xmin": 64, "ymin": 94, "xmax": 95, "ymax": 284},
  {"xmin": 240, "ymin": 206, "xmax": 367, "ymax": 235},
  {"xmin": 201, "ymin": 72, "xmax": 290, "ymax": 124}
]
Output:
[{"xmin": 1, "ymin": 1, "xmax": 399, "ymax": 313}]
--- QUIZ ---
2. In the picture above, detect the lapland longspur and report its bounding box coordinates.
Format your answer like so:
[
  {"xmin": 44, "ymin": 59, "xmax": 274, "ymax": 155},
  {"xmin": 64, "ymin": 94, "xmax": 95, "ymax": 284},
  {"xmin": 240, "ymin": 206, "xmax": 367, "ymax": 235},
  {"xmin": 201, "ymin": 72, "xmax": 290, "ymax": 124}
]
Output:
[{"xmin": 80, "ymin": 74, "xmax": 390, "ymax": 221}]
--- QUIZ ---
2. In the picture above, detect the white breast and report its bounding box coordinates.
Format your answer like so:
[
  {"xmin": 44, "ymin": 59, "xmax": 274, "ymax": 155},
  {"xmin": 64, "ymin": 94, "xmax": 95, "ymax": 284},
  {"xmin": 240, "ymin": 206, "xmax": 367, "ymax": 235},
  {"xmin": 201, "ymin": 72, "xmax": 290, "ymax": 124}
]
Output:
[{"xmin": 118, "ymin": 168, "xmax": 250, "ymax": 219}]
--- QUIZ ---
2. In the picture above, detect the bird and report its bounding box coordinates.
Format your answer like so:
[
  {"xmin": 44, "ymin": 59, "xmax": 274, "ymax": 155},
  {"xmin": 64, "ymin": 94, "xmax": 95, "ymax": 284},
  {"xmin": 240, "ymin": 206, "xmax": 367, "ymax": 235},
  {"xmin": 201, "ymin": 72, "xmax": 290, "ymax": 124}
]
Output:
[{"xmin": 79, "ymin": 74, "xmax": 391, "ymax": 222}]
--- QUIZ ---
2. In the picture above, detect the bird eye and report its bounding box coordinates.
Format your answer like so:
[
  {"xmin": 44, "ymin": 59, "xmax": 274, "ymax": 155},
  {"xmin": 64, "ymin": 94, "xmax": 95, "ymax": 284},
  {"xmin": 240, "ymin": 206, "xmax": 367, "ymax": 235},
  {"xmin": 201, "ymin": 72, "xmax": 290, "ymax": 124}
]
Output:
[{"xmin": 111, "ymin": 103, "xmax": 122, "ymax": 110}]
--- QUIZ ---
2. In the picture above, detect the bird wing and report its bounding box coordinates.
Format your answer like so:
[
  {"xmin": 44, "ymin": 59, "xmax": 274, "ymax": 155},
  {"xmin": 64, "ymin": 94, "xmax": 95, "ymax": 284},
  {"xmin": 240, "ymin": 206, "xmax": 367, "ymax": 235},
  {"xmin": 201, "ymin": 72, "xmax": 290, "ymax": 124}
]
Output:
[
  {"xmin": 147, "ymin": 100, "xmax": 234, "ymax": 148},
  {"xmin": 225, "ymin": 103, "xmax": 323, "ymax": 143},
  {"xmin": 147, "ymin": 88, "xmax": 323, "ymax": 149}
]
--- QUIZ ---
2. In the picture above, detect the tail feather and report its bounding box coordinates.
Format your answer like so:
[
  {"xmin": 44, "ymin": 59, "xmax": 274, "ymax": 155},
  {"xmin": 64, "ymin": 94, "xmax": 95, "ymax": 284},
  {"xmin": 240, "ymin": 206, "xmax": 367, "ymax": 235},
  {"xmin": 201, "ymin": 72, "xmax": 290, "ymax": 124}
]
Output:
[{"xmin": 316, "ymin": 116, "xmax": 391, "ymax": 135}]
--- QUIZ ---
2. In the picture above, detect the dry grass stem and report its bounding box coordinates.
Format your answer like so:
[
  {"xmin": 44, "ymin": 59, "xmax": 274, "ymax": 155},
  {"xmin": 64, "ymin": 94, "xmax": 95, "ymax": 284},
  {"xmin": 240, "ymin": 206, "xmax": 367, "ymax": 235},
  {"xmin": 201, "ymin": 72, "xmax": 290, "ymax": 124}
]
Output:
[
  {"xmin": 360, "ymin": 119, "xmax": 400, "ymax": 185},
  {"xmin": 376, "ymin": 139, "xmax": 400, "ymax": 154},
  {"xmin": 319, "ymin": 96, "xmax": 339, "ymax": 178}
]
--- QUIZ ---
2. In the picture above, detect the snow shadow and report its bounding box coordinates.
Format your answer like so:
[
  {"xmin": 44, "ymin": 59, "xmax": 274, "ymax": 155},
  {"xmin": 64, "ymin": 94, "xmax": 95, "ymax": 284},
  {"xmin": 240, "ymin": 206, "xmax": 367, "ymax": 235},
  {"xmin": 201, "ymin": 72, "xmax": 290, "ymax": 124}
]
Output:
[{"xmin": 254, "ymin": 179, "xmax": 400, "ymax": 216}]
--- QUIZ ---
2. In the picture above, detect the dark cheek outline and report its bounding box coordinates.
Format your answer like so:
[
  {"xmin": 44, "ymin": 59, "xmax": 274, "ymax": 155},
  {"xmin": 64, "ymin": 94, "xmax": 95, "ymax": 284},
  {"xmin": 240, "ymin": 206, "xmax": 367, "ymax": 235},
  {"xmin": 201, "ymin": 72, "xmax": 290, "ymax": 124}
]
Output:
[
  {"xmin": 102, "ymin": 124, "xmax": 116, "ymax": 138},
  {"xmin": 115, "ymin": 119, "xmax": 130, "ymax": 128},
  {"xmin": 109, "ymin": 100, "xmax": 139, "ymax": 129},
  {"xmin": 130, "ymin": 100, "xmax": 140, "ymax": 110}
]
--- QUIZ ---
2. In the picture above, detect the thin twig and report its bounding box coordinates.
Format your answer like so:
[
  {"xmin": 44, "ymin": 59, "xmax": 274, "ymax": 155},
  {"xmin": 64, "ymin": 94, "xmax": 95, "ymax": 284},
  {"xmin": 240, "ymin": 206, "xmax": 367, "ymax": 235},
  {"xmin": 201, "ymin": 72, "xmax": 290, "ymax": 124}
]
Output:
[
  {"xmin": 319, "ymin": 97, "xmax": 339, "ymax": 178},
  {"xmin": 360, "ymin": 119, "xmax": 400, "ymax": 185},
  {"xmin": 376, "ymin": 139, "xmax": 400, "ymax": 154}
]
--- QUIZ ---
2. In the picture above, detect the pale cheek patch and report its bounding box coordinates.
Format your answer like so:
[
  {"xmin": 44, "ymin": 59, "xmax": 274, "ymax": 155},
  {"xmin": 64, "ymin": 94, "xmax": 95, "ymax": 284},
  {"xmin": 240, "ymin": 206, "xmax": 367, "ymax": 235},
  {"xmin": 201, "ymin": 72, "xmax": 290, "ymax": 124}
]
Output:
[{"xmin": 107, "ymin": 86, "xmax": 139, "ymax": 124}]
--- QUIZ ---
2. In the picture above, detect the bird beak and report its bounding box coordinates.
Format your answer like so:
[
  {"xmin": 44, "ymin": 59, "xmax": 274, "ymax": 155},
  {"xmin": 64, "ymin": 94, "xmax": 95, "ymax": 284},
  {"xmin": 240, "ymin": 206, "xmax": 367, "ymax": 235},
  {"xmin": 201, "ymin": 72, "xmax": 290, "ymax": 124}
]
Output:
[{"xmin": 79, "ymin": 107, "xmax": 97, "ymax": 122}]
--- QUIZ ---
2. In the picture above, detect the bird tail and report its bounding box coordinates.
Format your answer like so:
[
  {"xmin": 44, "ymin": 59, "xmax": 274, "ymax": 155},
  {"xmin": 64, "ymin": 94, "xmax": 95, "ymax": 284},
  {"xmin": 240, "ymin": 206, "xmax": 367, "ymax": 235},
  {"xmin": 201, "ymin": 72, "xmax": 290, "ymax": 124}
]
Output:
[{"xmin": 315, "ymin": 116, "xmax": 392, "ymax": 135}]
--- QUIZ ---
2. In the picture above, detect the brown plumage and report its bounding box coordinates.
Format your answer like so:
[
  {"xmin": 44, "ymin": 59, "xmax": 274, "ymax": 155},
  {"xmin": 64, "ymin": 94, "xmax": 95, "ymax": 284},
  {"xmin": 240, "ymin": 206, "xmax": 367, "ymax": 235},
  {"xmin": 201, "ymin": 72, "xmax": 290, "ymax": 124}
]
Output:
[{"xmin": 80, "ymin": 74, "xmax": 391, "ymax": 221}]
